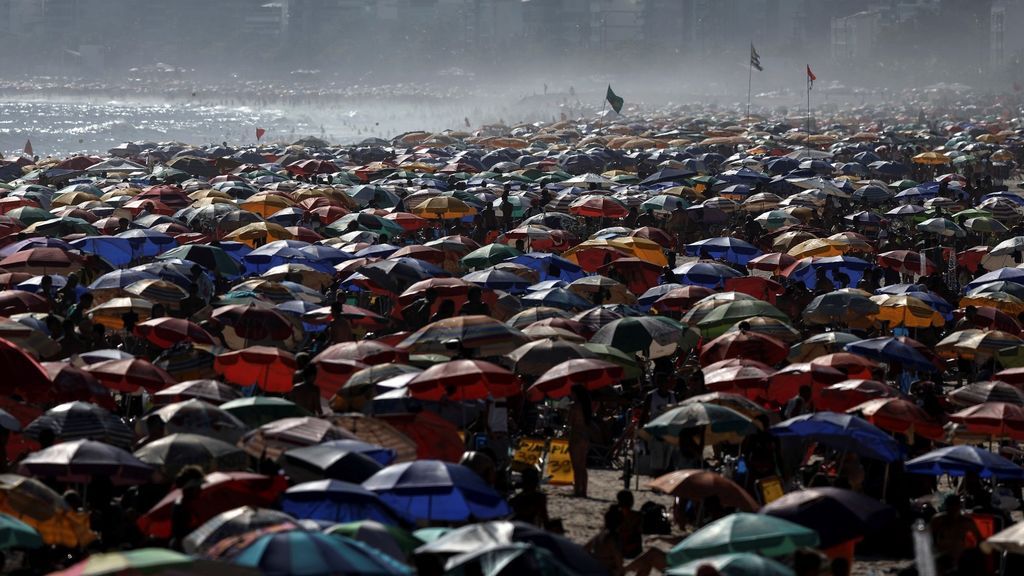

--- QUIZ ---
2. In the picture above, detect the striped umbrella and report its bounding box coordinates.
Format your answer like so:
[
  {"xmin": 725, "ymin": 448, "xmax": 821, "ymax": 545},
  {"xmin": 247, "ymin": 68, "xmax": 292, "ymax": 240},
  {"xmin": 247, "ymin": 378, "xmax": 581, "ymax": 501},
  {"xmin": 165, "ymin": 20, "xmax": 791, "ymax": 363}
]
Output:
[
  {"xmin": 24, "ymin": 401, "xmax": 133, "ymax": 448},
  {"xmin": 916, "ymin": 217, "xmax": 965, "ymax": 237},
  {"xmin": 948, "ymin": 381, "xmax": 1024, "ymax": 408},
  {"xmin": 591, "ymin": 316, "xmax": 685, "ymax": 359},
  {"xmin": 19, "ymin": 439, "xmax": 153, "ymax": 485},
  {"xmin": 215, "ymin": 346, "xmax": 296, "ymax": 393},
  {"xmin": 151, "ymin": 399, "xmax": 249, "ymax": 444},
  {"xmin": 399, "ymin": 315, "xmax": 529, "ymax": 357},
  {"xmin": 84, "ymin": 358, "xmax": 177, "ymax": 393},
  {"xmin": 134, "ymin": 317, "xmax": 215, "ymax": 348},
  {"xmin": 228, "ymin": 530, "xmax": 411, "ymax": 576},
  {"xmin": 151, "ymin": 380, "xmax": 242, "ymax": 406},
  {"xmin": 239, "ymin": 417, "xmax": 357, "ymax": 460},
  {"xmin": 964, "ymin": 216, "xmax": 1009, "ymax": 235},
  {"xmin": 936, "ymin": 329, "xmax": 1023, "ymax": 363},
  {"xmin": 123, "ymin": 279, "xmax": 188, "ymax": 307},
  {"xmin": 134, "ymin": 433, "xmax": 248, "ymax": 477},
  {"xmin": 979, "ymin": 197, "xmax": 1022, "ymax": 222}
]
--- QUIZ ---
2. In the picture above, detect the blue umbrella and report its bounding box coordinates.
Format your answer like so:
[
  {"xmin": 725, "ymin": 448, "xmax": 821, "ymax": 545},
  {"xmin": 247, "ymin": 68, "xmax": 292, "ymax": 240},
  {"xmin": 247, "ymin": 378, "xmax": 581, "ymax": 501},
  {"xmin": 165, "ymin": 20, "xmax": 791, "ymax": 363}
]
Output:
[
  {"xmin": 0, "ymin": 237, "xmax": 73, "ymax": 258},
  {"xmin": 685, "ymin": 238, "xmax": 762, "ymax": 266},
  {"xmin": 230, "ymin": 530, "xmax": 412, "ymax": 576},
  {"xmin": 771, "ymin": 412, "xmax": 903, "ymax": 462},
  {"xmin": 520, "ymin": 288, "xmax": 593, "ymax": 311},
  {"xmin": 508, "ymin": 253, "xmax": 585, "ymax": 282},
  {"xmin": 637, "ymin": 283, "xmax": 684, "ymax": 309},
  {"xmin": 844, "ymin": 337, "xmax": 938, "ymax": 372},
  {"xmin": 282, "ymin": 480, "xmax": 410, "ymax": 526},
  {"xmin": 671, "ymin": 262, "xmax": 744, "ymax": 289},
  {"xmin": 356, "ymin": 244, "xmax": 402, "ymax": 259},
  {"xmin": 784, "ymin": 256, "xmax": 871, "ymax": 290},
  {"xmin": 906, "ymin": 446, "xmax": 1024, "ymax": 480},
  {"xmin": 462, "ymin": 270, "xmax": 532, "ymax": 293},
  {"xmin": 115, "ymin": 229, "xmax": 177, "ymax": 258},
  {"xmin": 300, "ymin": 245, "xmax": 353, "ymax": 266},
  {"xmin": 525, "ymin": 279, "xmax": 570, "ymax": 292},
  {"xmin": 965, "ymin": 268, "xmax": 1024, "ymax": 292},
  {"xmin": 363, "ymin": 460, "xmax": 510, "ymax": 523},
  {"xmin": 88, "ymin": 269, "xmax": 160, "ymax": 292},
  {"xmin": 70, "ymin": 237, "xmax": 135, "ymax": 267}
]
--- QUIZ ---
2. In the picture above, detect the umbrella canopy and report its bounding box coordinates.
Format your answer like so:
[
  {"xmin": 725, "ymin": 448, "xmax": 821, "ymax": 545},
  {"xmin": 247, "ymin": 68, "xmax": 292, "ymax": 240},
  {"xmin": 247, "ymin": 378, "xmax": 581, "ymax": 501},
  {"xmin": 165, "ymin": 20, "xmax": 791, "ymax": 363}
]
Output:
[
  {"xmin": 771, "ymin": 412, "xmax": 903, "ymax": 462},
  {"xmin": 0, "ymin": 473, "xmax": 95, "ymax": 548},
  {"xmin": 24, "ymin": 401, "xmax": 133, "ymax": 448},
  {"xmin": 240, "ymin": 417, "xmax": 357, "ymax": 460},
  {"xmin": 133, "ymin": 433, "xmax": 248, "ymax": 478},
  {"xmin": 643, "ymin": 404, "xmax": 757, "ymax": 445},
  {"xmin": 667, "ymin": 512, "xmax": 819, "ymax": 565},
  {"xmin": 51, "ymin": 548, "xmax": 258, "ymax": 576},
  {"xmin": 648, "ymin": 469, "xmax": 758, "ymax": 512},
  {"xmin": 19, "ymin": 439, "xmax": 153, "ymax": 485},
  {"xmin": 280, "ymin": 442, "xmax": 384, "ymax": 484},
  {"xmin": 227, "ymin": 529, "xmax": 412, "ymax": 576},
  {"xmin": 760, "ymin": 487, "xmax": 895, "ymax": 549},
  {"xmin": 399, "ymin": 315, "xmax": 529, "ymax": 357},
  {"xmin": 505, "ymin": 339, "xmax": 596, "ymax": 376},
  {"xmin": 220, "ymin": 397, "xmax": 309, "ymax": 428},
  {"xmin": 668, "ymin": 553, "xmax": 794, "ymax": 576},
  {"xmin": 363, "ymin": 460, "xmax": 510, "ymax": 522},
  {"xmin": 591, "ymin": 316, "xmax": 684, "ymax": 359},
  {"xmin": 406, "ymin": 359, "xmax": 520, "ymax": 401},
  {"xmin": 282, "ymin": 479, "xmax": 409, "ymax": 526},
  {"xmin": 215, "ymin": 346, "xmax": 297, "ymax": 393},
  {"xmin": 183, "ymin": 505, "xmax": 296, "ymax": 555},
  {"xmin": 526, "ymin": 359, "xmax": 623, "ymax": 401},
  {"xmin": 906, "ymin": 445, "xmax": 1024, "ymax": 479}
]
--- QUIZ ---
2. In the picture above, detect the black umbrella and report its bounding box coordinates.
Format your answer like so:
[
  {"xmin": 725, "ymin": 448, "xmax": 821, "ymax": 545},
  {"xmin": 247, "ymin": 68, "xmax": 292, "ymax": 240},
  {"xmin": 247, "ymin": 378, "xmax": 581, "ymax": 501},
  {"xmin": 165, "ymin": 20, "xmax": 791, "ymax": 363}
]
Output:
[{"xmin": 760, "ymin": 487, "xmax": 896, "ymax": 548}]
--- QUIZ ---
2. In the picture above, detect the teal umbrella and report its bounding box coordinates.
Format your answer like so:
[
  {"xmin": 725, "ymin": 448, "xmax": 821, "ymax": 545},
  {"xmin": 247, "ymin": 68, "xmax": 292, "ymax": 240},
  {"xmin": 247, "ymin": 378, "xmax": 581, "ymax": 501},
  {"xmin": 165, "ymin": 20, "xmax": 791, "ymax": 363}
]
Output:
[
  {"xmin": 231, "ymin": 530, "xmax": 412, "ymax": 576},
  {"xmin": 916, "ymin": 217, "xmax": 965, "ymax": 238},
  {"xmin": 157, "ymin": 244, "xmax": 241, "ymax": 277},
  {"xmin": 590, "ymin": 316, "xmax": 686, "ymax": 359},
  {"xmin": 667, "ymin": 513, "xmax": 819, "ymax": 566},
  {"xmin": 220, "ymin": 397, "xmax": 309, "ymax": 428},
  {"xmin": 0, "ymin": 513, "xmax": 42, "ymax": 549},
  {"xmin": 444, "ymin": 543, "xmax": 577, "ymax": 576},
  {"xmin": 643, "ymin": 404, "xmax": 757, "ymax": 446},
  {"xmin": 461, "ymin": 244, "xmax": 522, "ymax": 270},
  {"xmin": 668, "ymin": 553, "xmax": 794, "ymax": 576},
  {"xmin": 697, "ymin": 300, "xmax": 790, "ymax": 339}
]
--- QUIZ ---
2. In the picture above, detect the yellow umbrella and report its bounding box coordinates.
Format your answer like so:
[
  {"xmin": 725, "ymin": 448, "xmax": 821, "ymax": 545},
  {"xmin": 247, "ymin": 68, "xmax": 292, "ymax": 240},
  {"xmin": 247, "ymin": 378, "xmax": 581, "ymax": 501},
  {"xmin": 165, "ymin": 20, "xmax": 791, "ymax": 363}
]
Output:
[
  {"xmin": 0, "ymin": 474, "xmax": 96, "ymax": 548},
  {"xmin": 262, "ymin": 263, "xmax": 334, "ymax": 289},
  {"xmin": 936, "ymin": 329, "xmax": 1024, "ymax": 362},
  {"xmin": 52, "ymin": 191, "xmax": 98, "ymax": 208},
  {"xmin": 870, "ymin": 294, "xmax": 945, "ymax": 328},
  {"xmin": 827, "ymin": 232, "xmax": 874, "ymax": 253},
  {"xmin": 912, "ymin": 151, "xmax": 950, "ymax": 165},
  {"xmin": 188, "ymin": 189, "xmax": 233, "ymax": 201},
  {"xmin": 609, "ymin": 236, "xmax": 669, "ymax": 266},
  {"xmin": 787, "ymin": 238, "xmax": 843, "ymax": 258},
  {"xmin": 772, "ymin": 231, "xmax": 817, "ymax": 252},
  {"xmin": 960, "ymin": 292, "xmax": 1024, "ymax": 316},
  {"xmin": 224, "ymin": 221, "xmax": 294, "ymax": 247},
  {"xmin": 411, "ymin": 196, "xmax": 477, "ymax": 220},
  {"xmin": 87, "ymin": 297, "xmax": 153, "ymax": 330},
  {"xmin": 240, "ymin": 193, "xmax": 295, "ymax": 218}
]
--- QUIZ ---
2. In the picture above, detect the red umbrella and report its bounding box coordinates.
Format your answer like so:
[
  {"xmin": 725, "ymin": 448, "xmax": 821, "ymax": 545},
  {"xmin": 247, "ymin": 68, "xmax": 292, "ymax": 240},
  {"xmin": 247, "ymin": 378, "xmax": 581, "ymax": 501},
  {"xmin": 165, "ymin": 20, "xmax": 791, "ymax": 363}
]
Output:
[
  {"xmin": 284, "ymin": 226, "xmax": 323, "ymax": 243},
  {"xmin": 312, "ymin": 356, "xmax": 368, "ymax": 399},
  {"xmin": 136, "ymin": 185, "xmax": 191, "ymax": 209},
  {"xmin": 850, "ymin": 398, "xmax": 945, "ymax": 441},
  {"xmin": 569, "ymin": 196, "xmax": 629, "ymax": 218},
  {"xmin": 948, "ymin": 402, "xmax": 1024, "ymax": 440},
  {"xmin": 84, "ymin": 358, "xmax": 177, "ymax": 393},
  {"xmin": 699, "ymin": 331, "xmax": 788, "ymax": 367},
  {"xmin": 286, "ymin": 159, "xmax": 338, "ymax": 176},
  {"xmin": 958, "ymin": 246, "xmax": 988, "ymax": 271},
  {"xmin": 0, "ymin": 290, "xmax": 50, "ymax": 315},
  {"xmin": 407, "ymin": 359, "xmax": 520, "ymax": 401},
  {"xmin": 878, "ymin": 250, "xmax": 937, "ymax": 275},
  {"xmin": 809, "ymin": 353, "xmax": 880, "ymax": 380},
  {"xmin": 398, "ymin": 278, "xmax": 473, "ymax": 306},
  {"xmin": 137, "ymin": 472, "xmax": 288, "ymax": 538},
  {"xmin": 315, "ymin": 341, "xmax": 402, "ymax": 365},
  {"xmin": 597, "ymin": 258, "xmax": 663, "ymax": 297},
  {"xmin": 309, "ymin": 205, "xmax": 351, "ymax": 224},
  {"xmin": 211, "ymin": 302, "xmax": 295, "ymax": 342},
  {"xmin": 526, "ymin": 317, "xmax": 592, "ymax": 339},
  {"xmin": 0, "ymin": 273, "xmax": 33, "ymax": 289},
  {"xmin": 134, "ymin": 317, "xmax": 215, "ymax": 348},
  {"xmin": 723, "ymin": 276, "xmax": 784, "ymax": 306},
  {"xmin": 379, "ymin": 411, "xmax": 464, "ymax": 462},
  {"xmin": 0, "ymin": 248, "xmax": 81, "ymax": 275},
  {"xmin": 652, "ymin": 286, "xmax": 716, "ymax": 314},
  {"xmin": 702, "ymin": 365, "xmax": 771, "ymax": 393},
  {"xmin": 763, "ymin": 363, "xmax": 846, "ymax": 405},
  {"xmin": 819, "ymin": 379, "xmax": 900, "ymax": 412},
  {"xmin": 630, "ymin": 226, "xmax": 674, "ymax": 249},
  {"xmin": 994, "ymin": 367, "xmax": 1024, "ymax": 386},
  {"xmin": 214, "ymin": 346, "xmax": 296, "ymax": 393},
  {"xmin": 747, "ymin": 252, "xmax": 798, "ymax": 274},
  {"xmin": 702, "ymin": 358, "xmax": 774, "ymax": 373},
  {"xmin": 952, "ymin": 306, "xmax": 1022, "ymax": 334},
  {"xmin": 383, "ymin": 211, "xmax": 430, "ymax": 231},
  {"xmin": 391, "ymin": 245, "xmax": 445, "ymax": 265},
  {"xmin": 40, "ymin": 362, "xmax": 114, "ymax": 408},
  {"xmin": 526, "ymin": 359, "xmax": 624, "ymax": 401},
  {"xmin": 0, "ymin": 337, "xmax": 53, "ymax": 402},
  {"xmin": 303, "ymin": 304, "xmax": 388, "ymax": 330}
]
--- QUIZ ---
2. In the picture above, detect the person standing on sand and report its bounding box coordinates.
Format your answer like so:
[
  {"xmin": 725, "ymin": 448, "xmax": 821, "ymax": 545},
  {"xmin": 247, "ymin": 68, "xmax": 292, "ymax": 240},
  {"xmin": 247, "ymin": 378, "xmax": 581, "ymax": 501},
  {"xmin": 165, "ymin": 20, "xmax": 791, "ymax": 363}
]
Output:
[{"xmin": 568, "ymin": 383, "xmax": 592, "ymax": 498}]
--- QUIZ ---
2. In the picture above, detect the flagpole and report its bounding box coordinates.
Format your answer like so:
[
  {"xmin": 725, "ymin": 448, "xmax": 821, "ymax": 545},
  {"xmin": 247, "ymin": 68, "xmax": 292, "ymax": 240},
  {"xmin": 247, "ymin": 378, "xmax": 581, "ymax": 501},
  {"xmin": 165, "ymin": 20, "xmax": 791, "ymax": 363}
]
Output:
[
  {"xmin": 747, "ymin": 53, "xmax": 753, "ymax": 120},
  {"xmin": 806, "ymin": 69, "xmax": 811, "ymax": 137}
]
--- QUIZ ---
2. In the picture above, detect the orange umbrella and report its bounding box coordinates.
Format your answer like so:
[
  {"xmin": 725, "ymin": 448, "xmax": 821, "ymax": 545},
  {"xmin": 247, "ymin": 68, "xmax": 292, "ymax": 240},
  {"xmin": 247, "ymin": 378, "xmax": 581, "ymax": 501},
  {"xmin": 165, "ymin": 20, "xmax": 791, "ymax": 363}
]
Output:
[
  {"xmin": 526, "ymin": 359, "xmax": 623, "ymax": 401},
  {"xmin": 214, "ymin": 346, "xmax": 296, "ymax": 393},
  {"xmin": 84, "ymin": 358, "xmax": 176, "ymax": 393},
  {"xmin": 648, "ymin": 469, "xmax": 759, "ymax": 512},
  {"xmin": 763, "ymin": 363, "xmax": 846, "ymax": 406},
  {"xmin": 379, "ymin": 411, "xmax": 464, "ymax": 463},
  {"xmin": 849, "ymin": 398, "xmax": 945, "ymax": 441}
]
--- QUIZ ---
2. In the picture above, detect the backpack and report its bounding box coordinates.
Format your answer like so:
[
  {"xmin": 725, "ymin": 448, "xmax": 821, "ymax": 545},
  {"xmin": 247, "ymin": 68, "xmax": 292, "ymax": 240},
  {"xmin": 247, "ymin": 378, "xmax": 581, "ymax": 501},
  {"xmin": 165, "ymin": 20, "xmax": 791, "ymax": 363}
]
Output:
[{"xmin": 640, "ymin": 501, "xmax": 671, "ymax": 535}]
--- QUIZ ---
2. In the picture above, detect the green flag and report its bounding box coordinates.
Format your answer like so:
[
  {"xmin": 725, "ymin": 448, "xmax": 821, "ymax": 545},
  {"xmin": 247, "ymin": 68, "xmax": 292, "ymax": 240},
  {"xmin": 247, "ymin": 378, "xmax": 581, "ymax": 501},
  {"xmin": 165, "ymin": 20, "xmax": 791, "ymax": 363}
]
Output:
[{"xmin": 605, "ymin": 85, "xmax": 624, "ymax": 114}]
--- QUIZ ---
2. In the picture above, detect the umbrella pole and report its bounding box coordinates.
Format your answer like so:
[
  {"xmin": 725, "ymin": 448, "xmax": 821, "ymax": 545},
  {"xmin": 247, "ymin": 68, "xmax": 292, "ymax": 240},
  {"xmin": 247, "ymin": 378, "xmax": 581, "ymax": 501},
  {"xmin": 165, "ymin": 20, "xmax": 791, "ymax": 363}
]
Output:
[{"xmin": 882, "ymin": 463, "xmax": 890, "ymax": 503}]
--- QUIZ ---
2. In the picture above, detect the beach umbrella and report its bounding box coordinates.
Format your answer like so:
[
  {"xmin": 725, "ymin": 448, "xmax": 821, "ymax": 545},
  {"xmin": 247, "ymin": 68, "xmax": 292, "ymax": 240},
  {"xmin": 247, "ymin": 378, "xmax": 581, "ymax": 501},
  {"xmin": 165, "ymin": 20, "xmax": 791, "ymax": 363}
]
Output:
[
  {"xmin": 0, "ymin": 247, "xmax": 81, "ymax": 276},
  {"xmin": 411, "ymin": 196, "xmax": 476, "ymax": 219},
  {"xmin": 771, "ymin": 412, "xmax": 902, "ymax": 462},
  {"xmin": 0, "ymin": 512, "xmax": 42, "ymax": 549},
  {"xmin": 86, "ymin": 297, "xmax": 154, "ymax": 330},
  {"xmin": 461, "ymin": 244, "xmax": 521, "ymax": 270},
  {"xmin": 158, "ymin": 244, "xmax": 241, "ymax": 277},
  {"xmin": 183, "ymin": 506, "xmax": 296, "ymax": 555},
  {"xmin": 325, "ymin": 520, "xmax": 420, "ymax": 562},
  {"xmin": 150, "ymin": 399, "xmax": 249, "ymax": 444},
  {"xmin": 0, "ymin": 474, "xmax": 95, "ymax": 548},
  {"xmin": 700, "ymin": 330, "xmax": 788, "ymax": 367},
  {"xmin": 696, "ymin": 300, "xmax": 789, "ymax": 339},
  {"xmin": 948, "ymin": 403, "xmax": 1024, "ymax": 440},
  {"xmin": 19, "ymin": 439, "xmax": 153, "ymax": 485},
  {"xmin": 936, "ymin": 329, "xmax": 1022, "ymax": 362},
  {"xmin": 685, "ymin": 237, "xmax": 762, "ymax": 265},
  {"xmin": 948, "ymin": 381, "xmax": 1024, "ymax": 407},
  {"xmin": 849, "ymin": 398, "xmax": 945, "ymax": 440},
  {"xmin": 667, "ymin": 512, "xmax": 818, "ymax": 565},
  {"xmin": 240, "ymin": 417, "xmax": 356, "ymax": 460},
  {"xmin": 363, "ymin": 460, "xmax": 510, "ymax": 522},
  {"xmin": 648, "ymin": 469, "xmax": 758, "ymax": 512},
  {"xmin": 220, "ymin": 397, "xmax": 308, "ymax": 428},
  {"xmin": 399, "ymin": 315, "xmax": 528, "ymax": 357},
  {"xmin": 227, "ymin": 530, "xmax": 412, "ymax": 576},
  {"xmin": 406, "ymin": 359, "xmax": 520, "ymax": 401},
  {"xmin": 134, "ymin": 317, "xmax": 215, "ymax": 348},
  {"xmin": 786, "ymin": 332, "xmax": 861, "ymax": 363},
  {"xmin": 672, "ymin": 261, "xmax": 744, "ymax": 289},
  {"xmin": 819, "ymin": 380, "xmax": 899, "ymax": 412},
  {"xmin": 506, "ymin": 339, "xmax": 596, "ymax": 376},
  {"xmin": 134, "ymin": 433, "xmax": 248, "ymax": 477},
  {"xmin": 760, "ymin": 487, "xmax": 895, "ymax": 549},
  {"xmin": 668, "ymin": 553, "xmax": 794, "ymax": 576},
  {"xmin": 703, "ymin": 364, "xmax": 771, "ymax": 392},
  {"xmin": 137, "ymin": 472, "xmax": 288, "ymax": 539},
  {"xmin": 215, "ymin": 346, "xmax": 296, "ymax": 393},
  {"xmin": 151, "ymin": 379, "xmax": 241, "ymax": 407},
  {"xmin": 211, "ymin": 302, "xmax": 297, "ymax": 346},
  {"xmin": 870, "ymin": 294, "xmax": 945, "ymax": 328},
  {"xmin": 906, "ymin": 445, "xmax": 1024, "ymax": 479},
  {"xmin": 591, "ymin": 316, "xmax": 684, "ymax": 359},
  {"xmin": 526, "ymin": 359, "xmax": 623, "ymax": 401},
  {"xmin": 51, "ymin": 548, "xmax": 257, "ymax": 576},
  {"xmin": 280, "ymin": 441, "xmax": 386, "ymax": 484},
  {"xmin": 643, "ymin": 404, "xmax": 756, "ymax": 445},
  {"xmin": 844, "ymin": 337, "xmax": 939, "ymax": 372},
  {"xmin": 327, "ymin": 415, "xmax": 419, "ymax": 463},
  {"xmin": 84, "ymin": 358, "xmax": 177, "ymax": 393},
  {"xmin": 282, "ymin": 479, "xmax": 409, "ymax": 526},
  {"xmin": 23, "ymin": 401, "xmax": 133, "ymax": 448}
]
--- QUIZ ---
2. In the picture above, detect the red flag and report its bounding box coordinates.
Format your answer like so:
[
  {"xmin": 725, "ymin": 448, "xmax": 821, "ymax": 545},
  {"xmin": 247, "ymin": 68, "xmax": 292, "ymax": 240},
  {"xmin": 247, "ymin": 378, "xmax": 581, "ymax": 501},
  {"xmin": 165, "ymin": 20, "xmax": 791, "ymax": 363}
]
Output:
[
  {"xmin": 256, "ymin": 128, "xmax": 266, "ymax": 141},
  {"xmin": 806, "ymin": 65, "xmax": 816, "ymax": 89},
  {"xmin": 23, "ymin": 139, "xmax": 32, "ymax": 157}
]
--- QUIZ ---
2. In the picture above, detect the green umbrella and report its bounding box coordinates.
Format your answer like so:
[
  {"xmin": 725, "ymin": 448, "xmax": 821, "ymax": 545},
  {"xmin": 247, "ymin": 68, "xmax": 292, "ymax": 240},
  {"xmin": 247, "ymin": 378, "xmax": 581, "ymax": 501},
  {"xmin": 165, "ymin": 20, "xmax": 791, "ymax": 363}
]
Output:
[
  {"xmin": 461, "ymin": 244, "xmax": 522, "ymax": 270},
  {"xmin": 951, "ymin": 208, "xmax": 990, "ymax": 223},
  {"xmin": 802, "ymin": 291, "xmax": 880, "ymax": 327},
  {"xmin": 890, "ymin": 179, "xmax": 918, "ymax": 191},
  {"xmin": 581, "ymin": 343, "xmax": 642, "ymax": 379},
  {"xmin": 753, "ymin": 210, "xmax": 799, "ymax": 231},
  {"xmin": 641, "ymin": 195, "xmax": 689, "ymax": 214},
  {"xmin": 667, "ymin": 513, "xmax": 819, "ymax": 566},
  {"xmin": 133, "ymin": 433, "xmax": 249, "ymax": 478},
  {"xmin": 697, "ymin": 301, "xmax": 790, "ymax": 339},
  {"xmin": 327, "ymin": 520, "xmax": 422, "ymax": 558},
  {"xmin": 220, "ymin": 397, "xmax": 309, "ymax": 428},
  {"xmin": 590, "ymin": 316, "xmax": 686, "ymax": 359},
  {"xmin": 668, "ymin": 553, "xmax": 794, "ymax": 576},
  {"xmin": 642, "ymin": 404, "xmax": 757, "ymax": 445},
  {"xmin": 964, "ymin": 217, "xmax": 1009, "ymax": 235},
  {"xmin": 0, "ymin": 512, "xmax": 42, "ymax": 549},
  {"xmin": 157, "ymin": 244, "xmax": 241, "ymax": 277},
  {"xmin": 6, "ymin": 206, "xmax": 52, "ymax": 226},
  {"xmin": 916, "ymin": 217, "xmax": 965, "ymax": 238}
]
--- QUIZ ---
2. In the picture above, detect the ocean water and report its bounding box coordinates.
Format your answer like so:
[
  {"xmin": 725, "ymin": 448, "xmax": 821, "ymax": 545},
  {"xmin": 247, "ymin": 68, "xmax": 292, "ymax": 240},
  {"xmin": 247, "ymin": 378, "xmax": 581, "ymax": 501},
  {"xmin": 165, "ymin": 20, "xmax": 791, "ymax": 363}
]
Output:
[{"xmin": 0, "ymin": 93, "xmax": 567, "ymax": 158}]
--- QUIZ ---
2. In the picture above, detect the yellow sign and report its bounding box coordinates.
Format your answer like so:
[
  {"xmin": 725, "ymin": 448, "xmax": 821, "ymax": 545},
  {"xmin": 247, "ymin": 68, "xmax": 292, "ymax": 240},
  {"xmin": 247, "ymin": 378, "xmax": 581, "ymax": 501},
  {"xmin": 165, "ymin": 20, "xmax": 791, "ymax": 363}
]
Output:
[
  {"xmin": 545, "ymin": 439, "xmax": 575, "ymax": 486},
  {"xmin": 512, "ymin": 438, "xmax": 546, "ymax": 471},
  {"xmin": 757, "ymin": 476, "xmax": 784, "ymax": 504}
]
